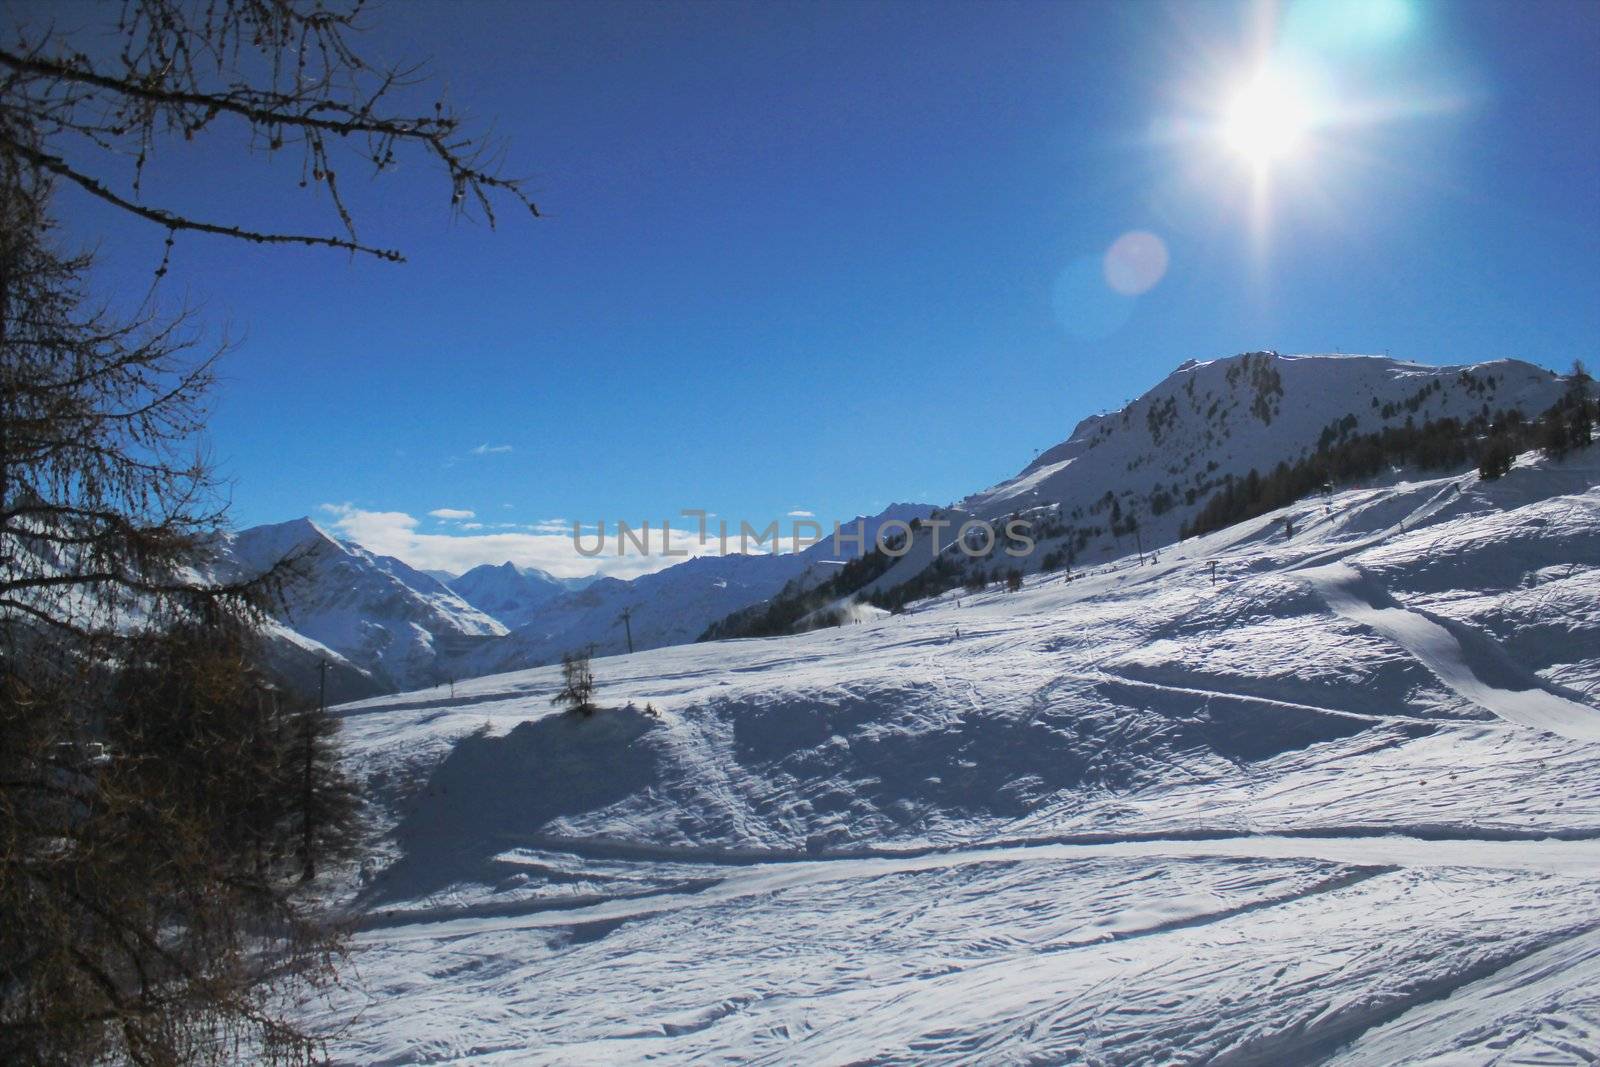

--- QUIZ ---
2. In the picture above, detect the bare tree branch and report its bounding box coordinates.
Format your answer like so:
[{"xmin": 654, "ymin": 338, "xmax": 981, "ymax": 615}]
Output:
[{"xmin": 1, "ymin": 0, "xmax": 539, "ymax": 263}]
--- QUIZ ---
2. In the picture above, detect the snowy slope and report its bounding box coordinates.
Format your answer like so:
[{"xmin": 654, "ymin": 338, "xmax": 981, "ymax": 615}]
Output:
[
  {"xmin": 216, "ymin": 518, "xmax": 507, "ymax": 697},
  {"xmin": 302, "ymin": 438, "xmax": 1600, "ymax": 1064}
]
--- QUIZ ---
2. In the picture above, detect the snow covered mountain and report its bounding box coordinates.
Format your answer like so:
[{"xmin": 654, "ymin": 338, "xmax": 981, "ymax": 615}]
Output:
[
  {"xmin": 214, "ymin": 518, "xmax": 507, "ymax": 700},
  {"xmin": 703, "ymin": 353, "xmax": 1571, "ymax": 634},
  {"xmin": 310, "ymin": 440, "xmax": 1600, "ymax": 1064},
  {"xmin": 447, "ymin": 562, "xmax": 580, "ymax": 629},
  {"xmin": 222, "ymin": 505, "xmax": 935, "ymax": 697},
  {"xmin": 465, "ymin": 502, "xmax": 935, "ymax": 673},
  {"xmin": 963, "ymin": 352, "xmax": 1564, "ymax": 560},
  {"xmin": 233, "ymin": 354, "xmax": 1574, "ymax": 696}
]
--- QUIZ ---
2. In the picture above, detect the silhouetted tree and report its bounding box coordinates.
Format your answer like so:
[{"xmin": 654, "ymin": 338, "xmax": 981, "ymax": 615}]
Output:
[
  {"xmin": 5, "ymin": 607, "xmax": 359, "ymax": 1066},
  {"xmin": 2, "ymin": 0, "xmax": 537, "ymax": 264},
  {"xmin": 1539, "ymin": 410, "xmax": 1572, "ymax": 459},
  {"xmin": 1478, "ymin": 435, "xmax": 1516, "ymax": 480},
  {"xmin": 1567, "ymin": 361, "xmax": 1593, "ymax": 449},
  {"xmin": 552, "ymin": 650, "xmax": 598, "ymax": 715},
  {"xmin": 2, "ymin": 1, "xmax": 535, "ymax": 1059},
  {"xmin": 289, "ymin": 702, "xmax": 362, "ymax": 884}
]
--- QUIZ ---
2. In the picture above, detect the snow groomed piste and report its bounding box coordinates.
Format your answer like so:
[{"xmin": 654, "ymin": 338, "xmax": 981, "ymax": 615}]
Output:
[{"xmin": 311, "ymin": 447, "xmax": 1600, "ymax": 1064}]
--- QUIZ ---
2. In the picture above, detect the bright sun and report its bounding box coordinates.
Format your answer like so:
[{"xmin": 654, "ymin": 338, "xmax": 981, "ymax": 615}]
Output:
[{"xmin": 1222, "ymin": 72, "xmax": 1311, "ymax": 164}]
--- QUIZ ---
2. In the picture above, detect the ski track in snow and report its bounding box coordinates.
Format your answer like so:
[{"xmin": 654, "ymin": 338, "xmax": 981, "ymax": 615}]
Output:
[
  {"xmin": 360, "ymin": 832, "xmax": 1600, "ymax": 943},
  {"xmin": 309, "ymin": 454, "xmax": 1600, "ymax": 1065},
  {"xmin": 1303, "ymin": 562, "xmax": 1600, "ymax": 742}
]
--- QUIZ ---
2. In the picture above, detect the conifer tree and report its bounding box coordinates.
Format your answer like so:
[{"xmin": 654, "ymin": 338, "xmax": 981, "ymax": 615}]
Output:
[
  {"xmin": 552, "ymin": 649, "xmax": 599, "ymax": 715},
  {"xmin": 2, "ymin": 0, "xmax": 535, "ymax": 1058}
]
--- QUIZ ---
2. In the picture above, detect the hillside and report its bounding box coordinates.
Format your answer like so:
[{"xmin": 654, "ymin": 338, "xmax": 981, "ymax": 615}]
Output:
[
  {"xmin": 214, "ymin": 518, "xmax": 507, "ymax": 700},
  {"xmin": 966, "ymin": 351, "xmax": 1562, "ymax": 559},
  {"xmin": 228, "ymin": 355, "xmax": 1578, "ymax": 699},
  {"xmin": 466, "ymin": 503, "xmax": 935, "ymax": 672},
  {"xmin": 701, "ymin": 353, "xmax": 1572, "ymax": 637},
  {"xmin": 307, "ymin": 442, "xmax": 1600, "ymax": 1064}
]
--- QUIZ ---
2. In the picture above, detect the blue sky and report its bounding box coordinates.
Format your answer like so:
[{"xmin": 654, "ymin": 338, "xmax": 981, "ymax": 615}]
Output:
[{"xmin": 46, "ymin": 0, "xmax": 1600, "ymax": 575}]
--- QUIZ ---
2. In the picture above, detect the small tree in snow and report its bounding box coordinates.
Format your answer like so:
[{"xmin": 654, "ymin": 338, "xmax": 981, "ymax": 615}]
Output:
[
  {"xmin": 552, "ymin": 650, "xmax": 598, "ymax": 715},
  {"xmin": 1568, "ymin": 360, "xmax": 1594, "ymax": 449},
  {"xmin": 1539, "ymin": 410, "xmax": 1572, "ymax": 460},
  {"xmin": 1478, "ymin": 435, "xmax": 1516, "ymax": 480}
]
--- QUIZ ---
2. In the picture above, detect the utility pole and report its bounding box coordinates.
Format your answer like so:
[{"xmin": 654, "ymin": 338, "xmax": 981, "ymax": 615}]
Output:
[
  {"xmin": 619, "ymin": 607, "xmax": 635, "ymax": 654},
  {"xmin": 1210, "ymin": 561, "xmax": 1218, "ymax": 586},
  {"xmin": 1134, "ymin": 526, "xmax": 1145, "ymax": 566}
]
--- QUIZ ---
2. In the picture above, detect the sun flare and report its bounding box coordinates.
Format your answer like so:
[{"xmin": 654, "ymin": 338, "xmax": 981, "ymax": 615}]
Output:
[{"xmin": 1222, "ymin": 72, "xmax": 1312, "ymax": 164}]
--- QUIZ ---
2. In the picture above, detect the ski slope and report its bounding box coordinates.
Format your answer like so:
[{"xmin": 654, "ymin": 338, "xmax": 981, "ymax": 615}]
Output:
[
  {"xmin": 1304, "ymin": 562, "xmax": 1600, "ymax": 742},
  {"xmin": 308, "ymin": 449, "xmax": 1600, "ymax": 1064}
]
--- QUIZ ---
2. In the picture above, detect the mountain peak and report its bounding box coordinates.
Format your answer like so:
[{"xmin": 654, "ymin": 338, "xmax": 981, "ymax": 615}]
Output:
[
  {"xmin": 253, "ymin": 515, "xmax": 334, "ymax": 543},
  {"xmin": 962, "ymin": 350, "xmax": 1564, "ymax": 560},
  {"xmin": 228, "ymin": 516, "xmax": 344, "ymax": 571}
]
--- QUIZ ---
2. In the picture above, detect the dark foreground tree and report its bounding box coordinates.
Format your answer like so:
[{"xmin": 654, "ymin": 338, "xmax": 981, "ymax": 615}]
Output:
[
  {"xmin": 287, "ymin": 698, "xmax": 362, "ymax": 885},
  {"xmin": 1566, "ymin": 361, "xmax": 1593, "ymax": 450},
  {"xmin": 0, "ymin": 184, "xmax": 224, "ymax": 637},
  {"xmin": 0, "ymin": 186, "xmax": 363, "ymax": 1065},
  {"xmin": 2, "ymin": 0, "xmax": 536, "ymax": 1060}
]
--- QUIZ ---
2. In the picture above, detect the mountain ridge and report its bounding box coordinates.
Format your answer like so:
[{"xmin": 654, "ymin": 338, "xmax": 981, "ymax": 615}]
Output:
[{"xmin": 225, "ymin": 352, "xmax": 1576, "ymax": 693}]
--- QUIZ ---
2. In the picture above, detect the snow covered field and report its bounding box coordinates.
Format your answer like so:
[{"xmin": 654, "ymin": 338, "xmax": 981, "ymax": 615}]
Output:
[{"xmin": 312, "ymin": 450, "xmax": 1600, "ymax": 1064}]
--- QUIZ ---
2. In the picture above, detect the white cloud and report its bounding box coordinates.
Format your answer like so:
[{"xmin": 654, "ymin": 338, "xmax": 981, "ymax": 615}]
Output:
[
  {"xmin": 428, "ymin": 507, "xmax": 475, "ymax": 521},
  {"xmin": 317, "ymin": 504, "xmax": 718, "ymax": 580},
  {"xmin": 318, "ymin": 504, "xmax": 418, "ymax": 552},
  {"xmin": 470, "ymin": 443, "xmax": 513, "ymax": 456},
  {"xmin": 786, "ymin": 508, "xmax": 815, "ymax": 518}
]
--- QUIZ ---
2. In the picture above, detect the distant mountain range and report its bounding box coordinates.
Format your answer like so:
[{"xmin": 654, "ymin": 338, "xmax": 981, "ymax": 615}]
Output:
[
  {"xmin": 216, "ymin": 504, "xmax": 933, "ymax": 701},
  {"xmin": 222, "ymin": 352, "xmax": 1573, "ymax": 700},
  {"xmin": 448, "ymin": 562, "xmax": 594, "ymax": 629},
  {"xmin": 699, "ymin": 352, "xmax": 1571, "ymax": 635}
]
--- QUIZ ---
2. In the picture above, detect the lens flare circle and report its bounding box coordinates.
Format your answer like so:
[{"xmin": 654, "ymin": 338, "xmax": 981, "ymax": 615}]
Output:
[
  {"xmin": 1052, "ymin": 256, "xmax": 1134, "ymax": 340},
  {"xmin": 1102, "ymin": 231, "xmax": 1170, "ymax": 296}
]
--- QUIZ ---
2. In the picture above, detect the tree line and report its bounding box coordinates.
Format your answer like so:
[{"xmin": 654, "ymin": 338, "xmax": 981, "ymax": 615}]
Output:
[
  {"xmin": 701, "ymin": 531, "xmax": 908, "ymax": 640},
  {"xmin": 1180, "ymin": 366, "xmax": 1594, "ymax": 541}
]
